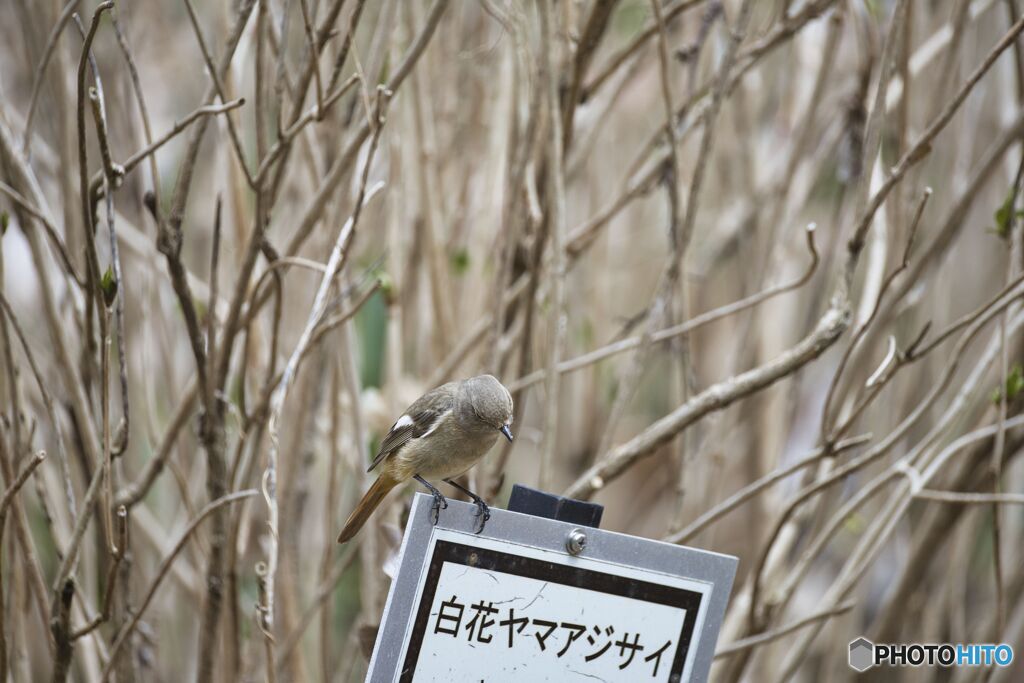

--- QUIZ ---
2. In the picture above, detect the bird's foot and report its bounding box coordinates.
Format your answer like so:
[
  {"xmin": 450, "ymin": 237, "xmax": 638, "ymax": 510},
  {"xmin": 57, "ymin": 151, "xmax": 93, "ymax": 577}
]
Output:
[
  {"xmin": 443, "ymin": 478, "xmax": 490, "ymax": 534},
  {"xmin": 429, "ymin": 491, "xmax": 449, "ymax": 525},
  {"xmin": 471, "ymin": 498, "xmax": 490, "ymax": 534},
  {"xmin": 415, "ymin": 475, "xmax": 448, "ymax": 525}
]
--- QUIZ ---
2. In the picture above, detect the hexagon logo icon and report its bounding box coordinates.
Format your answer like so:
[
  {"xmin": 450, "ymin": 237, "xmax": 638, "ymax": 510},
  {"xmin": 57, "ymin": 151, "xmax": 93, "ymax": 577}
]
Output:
[{"xmin": 849, "ymin": 637, "xmax": 875, "ymax": 672}]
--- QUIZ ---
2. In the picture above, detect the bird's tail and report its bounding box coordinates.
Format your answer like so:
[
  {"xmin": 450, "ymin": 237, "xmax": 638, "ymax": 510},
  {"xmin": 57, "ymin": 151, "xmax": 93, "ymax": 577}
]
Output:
[{"xmin": 337, "ymin": 473, "xmax": 399, "ymax": 543}]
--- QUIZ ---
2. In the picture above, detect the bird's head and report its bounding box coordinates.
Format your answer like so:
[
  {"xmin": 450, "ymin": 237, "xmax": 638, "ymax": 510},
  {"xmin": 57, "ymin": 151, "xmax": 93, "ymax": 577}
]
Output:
[{"xmin": 465, "ymin": 374, "xmax": 514, "ymax": 442}]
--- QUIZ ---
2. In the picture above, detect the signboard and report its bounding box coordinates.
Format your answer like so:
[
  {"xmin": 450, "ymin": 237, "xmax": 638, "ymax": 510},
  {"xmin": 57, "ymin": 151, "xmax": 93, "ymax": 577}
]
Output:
[{"xmin": 366, "ymin": 493, "xmax": 737, "ymax": 683}]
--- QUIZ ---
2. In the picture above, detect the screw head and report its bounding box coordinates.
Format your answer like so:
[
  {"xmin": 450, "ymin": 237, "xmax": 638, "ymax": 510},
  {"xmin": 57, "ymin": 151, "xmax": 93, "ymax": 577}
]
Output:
[{"xmin": 566, "ymin": 528, "xmax": 587, "ymax": 555}]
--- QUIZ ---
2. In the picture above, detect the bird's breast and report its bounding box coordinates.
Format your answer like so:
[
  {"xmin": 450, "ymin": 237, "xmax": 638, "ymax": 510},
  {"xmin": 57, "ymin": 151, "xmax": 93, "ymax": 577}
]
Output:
[{"xmin": 390, "ymin": 414, "xmax": 500, "ymax": 480}]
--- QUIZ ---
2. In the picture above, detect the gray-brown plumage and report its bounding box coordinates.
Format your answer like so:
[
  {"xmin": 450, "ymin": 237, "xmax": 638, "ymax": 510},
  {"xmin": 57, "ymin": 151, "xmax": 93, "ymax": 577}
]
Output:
[{"xmin": 337, "ymin": 375, "xmax": 513, "ymax": 543}]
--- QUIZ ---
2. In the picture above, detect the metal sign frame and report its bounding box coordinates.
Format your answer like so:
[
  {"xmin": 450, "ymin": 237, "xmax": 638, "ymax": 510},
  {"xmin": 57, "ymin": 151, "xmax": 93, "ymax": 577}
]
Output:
[{"xmin": 366, "ymin": 493, "xmax": 737, "ymax": 682}]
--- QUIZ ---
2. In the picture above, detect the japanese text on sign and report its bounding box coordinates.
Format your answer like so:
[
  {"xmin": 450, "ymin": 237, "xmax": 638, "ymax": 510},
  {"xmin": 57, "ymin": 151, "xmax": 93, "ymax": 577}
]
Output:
[
  {"xmin": 401, "ymin": 539, "xmax": 708, "ymax": 682},
  {"xmin": 431, "ymin": 593, "xmax": 674, "ymax": 676}
]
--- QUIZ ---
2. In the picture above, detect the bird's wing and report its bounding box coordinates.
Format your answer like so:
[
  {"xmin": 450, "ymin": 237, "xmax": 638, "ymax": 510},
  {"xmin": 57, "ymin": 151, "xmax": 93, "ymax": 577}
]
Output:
[{"xmin": 367, "ymin": 382, "xmax": 457, "ymax": 472}]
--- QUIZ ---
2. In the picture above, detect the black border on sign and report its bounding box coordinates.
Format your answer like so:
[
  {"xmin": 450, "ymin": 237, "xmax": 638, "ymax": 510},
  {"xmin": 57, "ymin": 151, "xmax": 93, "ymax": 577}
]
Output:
[{"xmin": 398, "ymin": 540, "xmax": 704, "ymax": 682}]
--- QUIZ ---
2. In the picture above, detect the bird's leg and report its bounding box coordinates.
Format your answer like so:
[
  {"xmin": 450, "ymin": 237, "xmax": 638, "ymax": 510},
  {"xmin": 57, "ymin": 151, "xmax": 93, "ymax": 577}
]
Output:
[
  {"xmin": 444, "ymin": 478, "xmax": 491, "ymax": 534},
  {"xmin": 414, "ymin": 475, "xmax": 448, "ymax": 525}
]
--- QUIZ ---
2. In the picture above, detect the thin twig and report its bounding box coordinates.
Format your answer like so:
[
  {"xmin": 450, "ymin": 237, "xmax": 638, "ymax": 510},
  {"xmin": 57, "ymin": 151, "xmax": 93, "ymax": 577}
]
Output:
[
  {"xmin": 89, "ymin": 75, "xmax": 130, "ymax": 460},
  {"xmin": 0, "ymin": 450, "xmax": 46, "ymax": 676},
  {"xmin": 0, "ymin": 293, "xmax": 76, "ymax": 519},
  {"xmin": 915, "ymin": 490, "xmax": 1024, "ymax": 504},
  {"xmin": 537, "ymin": 0, "xmax": 568, "ymax": 490},
  {"xmin": 667, "ymin": 435, "xmax": 870, "ymax": 545},
  {"xmin": 70, "ymin": 506, "xmax": 127, "ymax": 640},
  {"xmin": 714, "ymin": 601, "xmax": 857, "ymax": 658},
  {"xmin": 100, "ymin": 490, "xmax": 258, "ymax": 681},
  {"xmin": 511, "ymin": 224, "xmax": 820, "ymax": 393},
  {"xmin": 89, "ymin": 99, "xmax": 246, "ymax": 204},
  {"xmin": 111, "ymin": 8, "xmax": 160, "ymax": 225},
  {"xmin": 275, "ymin": 543, "xmax": 360, "ymax": 670},
  {"xmin": 206, "ymin": 198, "xmax": 223, "ymax": 416},
  {"xmin": 564, "ymin": 305, "xmax": 848, "ymax": 500},
  {"xmin": 22, "ymin": 0, "xmax": 82, "ymax": 154},
  {"xmin": 0, "ymin": 452, "xmax": 46, "ymax": 523},
  {"xmin": 181, "ymin": 0, "xmax": 255, "ymax": 187},
  {"xmin": 263, "ymin": 89, "xmax": 389, "ymax": 639},
  {"xmin": 583, "ymin": 0, "xmax": 705, "ymax": 100},
  {"xmin": 822, "ymin": 187, "xmax": 932, "ymax": 441},
  {"xmin": 0, "ymin": 181, "xmax": 82, "ymax": 285},
  {"xmin": 75, "ymin": 2, "xmax": 115, "ymax": 373},
  {"xmin": 115, "ymin": 380, "xmax": 198, "ymax": 508}
]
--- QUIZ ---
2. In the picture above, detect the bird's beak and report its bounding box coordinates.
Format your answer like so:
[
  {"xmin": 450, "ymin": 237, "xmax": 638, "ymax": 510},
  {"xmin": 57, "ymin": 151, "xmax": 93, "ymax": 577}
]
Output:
[{"xmin": 500, "ymin": 425, "xmax": 514, "ymax": 442}]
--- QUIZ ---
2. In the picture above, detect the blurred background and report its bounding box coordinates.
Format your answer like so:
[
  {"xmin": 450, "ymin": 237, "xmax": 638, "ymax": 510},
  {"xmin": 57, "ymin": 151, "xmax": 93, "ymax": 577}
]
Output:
[{"xmin": 2, "ymin": 0, "xmax": 1024, "ymax": 680}]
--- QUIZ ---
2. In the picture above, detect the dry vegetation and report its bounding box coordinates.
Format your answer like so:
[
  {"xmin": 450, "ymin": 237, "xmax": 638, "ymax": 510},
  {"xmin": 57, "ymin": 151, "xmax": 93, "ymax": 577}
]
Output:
[{"xmin": 1, "ymin": 0, "xmax": 1024, "ymax": 680}]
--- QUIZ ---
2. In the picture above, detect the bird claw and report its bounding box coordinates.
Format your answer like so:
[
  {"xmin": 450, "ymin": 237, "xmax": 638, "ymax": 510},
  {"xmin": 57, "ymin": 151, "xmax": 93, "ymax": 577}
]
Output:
[
  {"xmin": 472, "ymin": 500, "xmax": 491, "ymax": 534},
  {"xmin": 416, "ymin": 475, "xmax": 449, "ymax": 526},
  {"xmin": 429, "ymin": 492, "xmax": 448, "ymax": 525}
]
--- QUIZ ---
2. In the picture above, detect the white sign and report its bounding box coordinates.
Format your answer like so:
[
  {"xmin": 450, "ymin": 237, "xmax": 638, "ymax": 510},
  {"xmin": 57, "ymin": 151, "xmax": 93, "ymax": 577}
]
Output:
[
  {"xmin": 403, "ymin": 532, "xmax": 708, "ymax": 682},
  {"xmin": 366, "ymin": 495, "xmax": 736, "ymax": 683}
]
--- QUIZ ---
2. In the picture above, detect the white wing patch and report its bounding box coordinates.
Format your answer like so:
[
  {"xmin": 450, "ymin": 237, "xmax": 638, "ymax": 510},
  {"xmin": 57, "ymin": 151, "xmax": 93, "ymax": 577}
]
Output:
[{"xmin": 394, "ymin": 414, "xmax": 414, "ymax": 429}]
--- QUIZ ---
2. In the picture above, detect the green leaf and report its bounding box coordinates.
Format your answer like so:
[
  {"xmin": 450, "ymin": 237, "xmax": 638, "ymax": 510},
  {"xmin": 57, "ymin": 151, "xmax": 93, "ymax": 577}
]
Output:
[
  {"xmin": 989, "ymin": 190, "xmax": 1024, "ymax": 240},
  {"xmin": 1007, "ymin": 365, "xmax": 1024, "ymax": 402},
  {"xmin": 99, "ymin": 266, "xmax": 117, "ymax": 307},
  {"xmin": 355, "ymin": 290, "xmax": 386, "ymax": 389},
  {"xmin": 376, "ymin": 269, "xmax": 394, "ymax": 301},
  {"xmin": 992, "ymin": 363, "xmax": 1024, "ymax": 403},
  {"xmin": 450, "ymin": 248, "xmax": 470, "ymax": 275}
]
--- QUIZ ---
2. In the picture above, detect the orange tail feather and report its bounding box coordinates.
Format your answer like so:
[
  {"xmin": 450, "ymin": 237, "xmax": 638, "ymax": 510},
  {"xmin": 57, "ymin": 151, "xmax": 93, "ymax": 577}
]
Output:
[{"xmin": 337, "ymin": 474, "xmax": 399, "ymax": 543}]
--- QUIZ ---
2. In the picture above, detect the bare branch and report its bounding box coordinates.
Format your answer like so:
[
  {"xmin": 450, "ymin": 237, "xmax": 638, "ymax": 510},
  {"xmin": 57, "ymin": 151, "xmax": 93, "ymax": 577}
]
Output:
[
  {"xmin": 564, "ymin": 305, "xmax": 849, "ymax": 500},
  {"xmin": 22, "ymin": 0, "xmax": 82, "ymax": 153},
  {"xmin": 263, "ymin": 89, "xmax": 389, "ymax": 638},
  {"xmin": 511, "ymin": 223, "xmax": 820, "ymax": 393},
  {"xmin": 0, "ymin": 293, "xmax": 76, "ymax": 521},
  {"xmin": 537, "ymin": 0, "xmax": 568, "ymax": 490},
  {"xmin": 89, "ymin": 98, "xmax": 246, "ymax": 203},
  {"xmin": 0, "ymin": 452, "xmax": 46, "ymax": 523},
  {"xmin": 714, "ymin": 601, "xmax": 857, "ymax": 658},
  {"xmin": 914, "ymin": 490, "xmax": 1024, "ymax": 504},
  {"xmin": 100, "ymin": 490, "xmax": 259, "ymax": 681}
]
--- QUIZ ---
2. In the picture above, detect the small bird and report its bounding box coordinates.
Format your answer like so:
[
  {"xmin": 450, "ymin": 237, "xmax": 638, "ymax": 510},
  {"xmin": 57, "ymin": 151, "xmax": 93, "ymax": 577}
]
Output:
[{"xmin": 336, "ymin": 374, "xmax": 514, "ymax": 543}]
